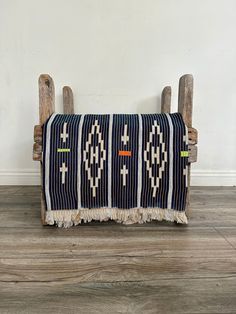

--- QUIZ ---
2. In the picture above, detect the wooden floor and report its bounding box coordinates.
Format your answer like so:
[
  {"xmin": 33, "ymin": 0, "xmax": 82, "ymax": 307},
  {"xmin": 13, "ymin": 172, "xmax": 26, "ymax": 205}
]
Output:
[{"xmin": 0, "ymin": 187, "xmax": 236, "ymax": 314}]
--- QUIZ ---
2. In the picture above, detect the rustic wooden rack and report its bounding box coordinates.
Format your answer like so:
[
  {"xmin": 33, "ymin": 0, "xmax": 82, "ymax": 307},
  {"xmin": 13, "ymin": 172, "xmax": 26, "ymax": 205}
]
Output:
[{"xmin": 33, "ymin": 74, "xmax": 198, "ymax": 225}]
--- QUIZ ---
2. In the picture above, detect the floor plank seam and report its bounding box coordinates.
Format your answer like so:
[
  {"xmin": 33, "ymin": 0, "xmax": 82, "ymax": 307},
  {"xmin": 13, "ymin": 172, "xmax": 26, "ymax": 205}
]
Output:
[
  {"xmin": 1, "ymin": 275, "xmax": 236, "ymax": 284},
  {"xmin": 214, "ymin": 227, "xmax": 236, "ymax": 250}
]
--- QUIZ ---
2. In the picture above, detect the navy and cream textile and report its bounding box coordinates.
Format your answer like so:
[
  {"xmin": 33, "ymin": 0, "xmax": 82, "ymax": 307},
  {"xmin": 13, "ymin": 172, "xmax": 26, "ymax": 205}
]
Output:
[{"xmin": 42, "ymin": 113, "xmax": 189, "ymax": 226}]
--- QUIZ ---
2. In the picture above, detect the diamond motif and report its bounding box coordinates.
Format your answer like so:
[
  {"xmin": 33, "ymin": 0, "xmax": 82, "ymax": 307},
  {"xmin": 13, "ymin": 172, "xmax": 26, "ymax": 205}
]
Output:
[
  {"xmin": 83, "ymin": 120, "xmax": 106, "ymax": 197},
  {"xmin": 144, "ymin": 120, "xmax": 167, "ymax": 197}
]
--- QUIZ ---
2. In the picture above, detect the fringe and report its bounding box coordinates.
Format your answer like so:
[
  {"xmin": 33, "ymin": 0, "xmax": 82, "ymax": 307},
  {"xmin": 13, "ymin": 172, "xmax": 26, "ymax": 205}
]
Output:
[{"xmin": 45, "ymin": 207, "xmax": 188, "ymax": 228}]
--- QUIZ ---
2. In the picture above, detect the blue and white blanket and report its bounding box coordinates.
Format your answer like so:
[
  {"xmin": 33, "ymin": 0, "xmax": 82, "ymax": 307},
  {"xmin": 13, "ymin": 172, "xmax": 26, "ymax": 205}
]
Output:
[{"xmin": 42, "ymin": 113, "xmax": 189, "ymax": 227}]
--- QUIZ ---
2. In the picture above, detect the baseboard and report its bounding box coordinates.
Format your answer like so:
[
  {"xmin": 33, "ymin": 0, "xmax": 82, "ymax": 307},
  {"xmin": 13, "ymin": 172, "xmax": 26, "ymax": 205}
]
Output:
[
  {"xmin": 0, "ymin": 170, "xmax": 235, "ymax": 186},
  {"xmin": 0, "ymin": 170, "xmax": 40, "ymax": 185},
  {"xmin": 191, "ymin": 170, "xmax": 236, "ymax": 186}
]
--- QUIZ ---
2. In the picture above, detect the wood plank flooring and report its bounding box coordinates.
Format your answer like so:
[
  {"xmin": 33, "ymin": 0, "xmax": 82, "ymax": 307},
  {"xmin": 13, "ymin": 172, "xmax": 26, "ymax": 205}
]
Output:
[{"xmin": 0, "ymin": 186, "xmax": 236, "ymax": 314}]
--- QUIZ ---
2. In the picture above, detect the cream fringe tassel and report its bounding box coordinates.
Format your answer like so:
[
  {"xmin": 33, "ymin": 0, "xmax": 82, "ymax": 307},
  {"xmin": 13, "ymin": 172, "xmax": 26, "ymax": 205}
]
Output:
[{"xmin": 45, "ymin": 208, "xmax": 188, "ymax": 228}]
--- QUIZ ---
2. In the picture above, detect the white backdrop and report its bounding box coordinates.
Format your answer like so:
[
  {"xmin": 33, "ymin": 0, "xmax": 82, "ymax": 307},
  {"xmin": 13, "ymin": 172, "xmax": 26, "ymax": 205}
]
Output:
[{"xmin": 0, "ymin": 0, "xmax": 236, "ymax": 185}]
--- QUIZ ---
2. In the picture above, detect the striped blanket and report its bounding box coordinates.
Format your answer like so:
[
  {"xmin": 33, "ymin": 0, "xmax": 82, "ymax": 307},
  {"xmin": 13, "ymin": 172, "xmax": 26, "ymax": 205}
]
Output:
[{"xmin": 42, "ymin": 113, "xmax": 189, "ymax": 227}]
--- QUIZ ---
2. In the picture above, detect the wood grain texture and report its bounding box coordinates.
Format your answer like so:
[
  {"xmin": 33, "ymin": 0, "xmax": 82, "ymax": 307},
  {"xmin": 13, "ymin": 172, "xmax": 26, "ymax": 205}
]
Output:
[
  {"xmin": 188, "ymin": 127, "xmax": 198, "ymax": 145},
  {"xmin": 0, "ymin": 278, "xmax": 235, "ymax": 314},
  {"xmin": 178, "ymin": 74, "xmax": 195, "ymax": 217},
  {"xmin": 188, "ymin": 145, "xmax": 197, "ymax": 163},
  {"xmin": 39, "ymin": 74, "xmax": 55, "ymax": 125},
  {"xmin": 33, "ymin": 143, "xmax": 42, "ymax": 161},
  {"xmin": 178, "ymin": 74, "xmax": 193, "ymax": 128},
  {"xmin": 63, "ymin": 86, "xmax": 74, "ymax": 114},
  {"xmin": 161, "ymin": 86, "xmax": 171, "ymax": 113},
  {"xmin": 38, "ymin": 74, "xmax": 55, "ymax": 225},
  {"xmin": 33, "ymin": 125, "xmax": 43, "ymax": 161},
  {"xmin": 0, "ymin": 186, "xmax": 236, "ymax": 313},
  {"xmin": 34, "ymin": 125, "xmax": 42, "ymax": 144}
]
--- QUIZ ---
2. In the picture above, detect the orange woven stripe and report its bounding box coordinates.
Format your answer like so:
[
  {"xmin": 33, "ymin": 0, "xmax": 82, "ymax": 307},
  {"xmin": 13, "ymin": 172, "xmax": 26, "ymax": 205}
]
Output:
[{"xmin": 119, "ymin": 150, "xmax": 132, "ymax": 157}]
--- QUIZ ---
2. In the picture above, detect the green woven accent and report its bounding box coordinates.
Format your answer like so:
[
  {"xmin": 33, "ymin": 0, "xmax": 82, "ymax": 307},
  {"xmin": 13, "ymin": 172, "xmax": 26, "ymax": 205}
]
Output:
[
  {"xmin": 181, "ymin": 151, "xmax": 189, "ymax": 157},
  {"xmin": 57, "ymin": 148, "xmax": 70, "ymax": 153}
]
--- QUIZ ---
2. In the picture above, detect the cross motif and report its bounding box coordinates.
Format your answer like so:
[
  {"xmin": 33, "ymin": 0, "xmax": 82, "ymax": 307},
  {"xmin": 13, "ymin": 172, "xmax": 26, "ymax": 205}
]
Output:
[
  {"xmin": 121, "ymin": 124, "xmax": 129, "ymax": 145},
  {"xmin": 120, "ymin": 164, "xmax": 128, "ymax": 186},
  {"xmin": 60, "ymin": 123, "xmax": 69, "ymax": 143},
  {"xmin": 60, "ymin": 162, "xmax": 68, "ymax": 184}
]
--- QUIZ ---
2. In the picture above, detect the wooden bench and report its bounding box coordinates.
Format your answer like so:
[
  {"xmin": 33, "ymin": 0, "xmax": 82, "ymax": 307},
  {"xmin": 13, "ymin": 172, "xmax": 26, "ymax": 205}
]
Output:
[{"xmin": 33, "ymin": 74, "xmax": 198, "ymax": 225}]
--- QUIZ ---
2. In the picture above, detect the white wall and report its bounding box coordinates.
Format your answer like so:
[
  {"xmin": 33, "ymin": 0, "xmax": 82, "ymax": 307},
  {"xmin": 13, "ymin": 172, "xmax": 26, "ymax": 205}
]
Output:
[{"xmin": 0, "ymin": 0, "xmax": 236, "ymax": 185}]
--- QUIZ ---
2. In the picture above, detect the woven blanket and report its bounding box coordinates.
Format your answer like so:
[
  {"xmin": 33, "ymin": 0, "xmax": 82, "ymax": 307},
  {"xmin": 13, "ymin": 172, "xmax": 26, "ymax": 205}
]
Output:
[{"xmin": 42, "ymin": 113, "xmax": 189, "ymax": 227}]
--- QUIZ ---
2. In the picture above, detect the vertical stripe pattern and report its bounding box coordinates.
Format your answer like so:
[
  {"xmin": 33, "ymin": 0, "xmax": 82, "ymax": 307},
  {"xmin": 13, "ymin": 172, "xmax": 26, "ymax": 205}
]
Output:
[
  {"xmin": 137, "ymin": 114, "xmax": 143, "ymax": 208},
  {"xmin": 166, "ymin": 113, "xmax": 174, "ymax": 209},
  {"xmin": 77, "ymin": 114, "xmax": 84, "ymax": 208},
  {"xmin": 108, "ymin": 114, "xmax": 113, "ymax": 208},
  {"xmin": 42, "ymin": 113, "xmax": 188, "ymax": 212},
  {"xmin": 111, "ymin": 115, "xmax": 139, "ymax": 208},
  {"xmin": 43, "ymin": 113, "xmax": 56, "ymax": 211}
]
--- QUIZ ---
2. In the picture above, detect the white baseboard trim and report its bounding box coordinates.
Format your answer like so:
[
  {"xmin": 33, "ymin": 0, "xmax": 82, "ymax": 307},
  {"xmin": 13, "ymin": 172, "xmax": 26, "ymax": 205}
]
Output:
[
  {"xmin": 0, "ymin": 169, "xmax": 235, "ymax": 186},
  {"xmin": 0, "ymin": 170, "xmax": 40, "ymax": 185},
  {"xmin": 191, "ymin": 170, "xmax": 236, "ymax": 186}
]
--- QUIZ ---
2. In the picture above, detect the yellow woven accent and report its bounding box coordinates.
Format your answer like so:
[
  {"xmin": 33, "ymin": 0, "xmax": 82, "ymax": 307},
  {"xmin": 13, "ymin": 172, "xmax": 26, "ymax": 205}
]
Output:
[
  {"xmin": 57, "ymin": 148, "xmax": 70, "ymax": 153},
  {"xmin": 181, "ymin": 151, "xmax": 189, "ymax": 157}
]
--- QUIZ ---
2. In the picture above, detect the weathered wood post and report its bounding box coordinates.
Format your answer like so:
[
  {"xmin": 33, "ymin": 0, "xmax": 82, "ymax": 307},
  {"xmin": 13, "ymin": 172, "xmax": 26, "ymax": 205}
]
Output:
[
  {"xmin": 38, "ymin": 74, "xmax": 55, "ymax": 224},
  {"xmin": 161, "ymin": 86, "xmax": 171, "ymax": 113},
  {"xmin": 178, "ymin": 74, "xmax": 195, "ymax": 217},
  {"xmin": 63, "ymin": 86, "xmax": 74, "ymax": 114}
]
